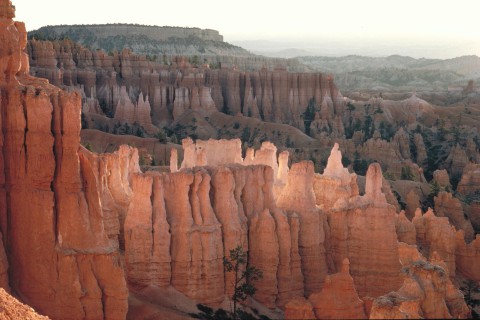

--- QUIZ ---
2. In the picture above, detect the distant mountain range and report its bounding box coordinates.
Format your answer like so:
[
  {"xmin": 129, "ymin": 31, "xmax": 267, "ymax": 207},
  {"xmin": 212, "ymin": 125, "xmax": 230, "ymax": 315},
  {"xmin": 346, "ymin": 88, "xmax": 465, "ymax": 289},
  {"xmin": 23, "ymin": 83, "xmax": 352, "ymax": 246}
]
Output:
[
  {"xmin": 298, "ymin": 55, "xmax": 480, "ymax": 92},
  {"xmin": 28, "ymin": 25, "xmax": 480, "ymax": 92}
]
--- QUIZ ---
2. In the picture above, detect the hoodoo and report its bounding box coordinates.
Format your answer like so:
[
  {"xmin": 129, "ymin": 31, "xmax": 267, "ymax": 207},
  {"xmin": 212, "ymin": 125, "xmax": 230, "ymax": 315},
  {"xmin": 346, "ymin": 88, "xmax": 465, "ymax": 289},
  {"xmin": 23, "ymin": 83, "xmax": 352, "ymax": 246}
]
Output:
[
  {"xmin": 0, "ymin": 1, "xmax": 478, "ymax": 319},
  {"xmin": 0, "ymin": 1, "xmax": 127, "ymax": 318}
]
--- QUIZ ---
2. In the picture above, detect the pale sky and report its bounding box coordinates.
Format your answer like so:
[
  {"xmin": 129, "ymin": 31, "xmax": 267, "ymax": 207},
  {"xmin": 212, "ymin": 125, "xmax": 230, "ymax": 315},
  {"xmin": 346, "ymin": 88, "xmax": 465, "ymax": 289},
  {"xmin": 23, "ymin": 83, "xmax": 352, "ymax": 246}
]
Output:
[{"xmin": 12, "ymin": 0, "xmax": 480, "ymax": 58}]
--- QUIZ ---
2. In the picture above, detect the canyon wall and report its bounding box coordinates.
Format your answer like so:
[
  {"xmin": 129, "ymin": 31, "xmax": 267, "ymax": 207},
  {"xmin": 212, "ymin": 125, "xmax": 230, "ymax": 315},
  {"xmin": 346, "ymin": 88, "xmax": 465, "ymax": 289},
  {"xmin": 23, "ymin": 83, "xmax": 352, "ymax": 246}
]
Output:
[
  {"xmin": 1, "ymin": 2, "xmax": 479, "ymax": 319},
  {"xmin": 33, "ymin": 25, "xmax": 225, "ymax": 42},
  {"xmin": 0, "ymin": 3, "xmax": 128, "ymax": 318},
  {"xmin": 26, "ymin": 39, "xmax": 344, "ymax": 133}
]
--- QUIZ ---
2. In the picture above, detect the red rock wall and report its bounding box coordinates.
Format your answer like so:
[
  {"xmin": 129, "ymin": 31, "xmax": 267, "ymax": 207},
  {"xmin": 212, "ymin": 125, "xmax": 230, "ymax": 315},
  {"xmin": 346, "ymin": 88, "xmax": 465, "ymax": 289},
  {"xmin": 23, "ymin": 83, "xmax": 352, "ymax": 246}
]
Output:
[
  {"xmin": 326, "ymin": 164, "xmax": 403, "ymax": 298},
  {"xmin": 1, "ymin": 8, "xmax": 128, "ymax": 319},
  {"xmin": 26, "ymin": 39, "xmax": 343, "ymax": 131}
]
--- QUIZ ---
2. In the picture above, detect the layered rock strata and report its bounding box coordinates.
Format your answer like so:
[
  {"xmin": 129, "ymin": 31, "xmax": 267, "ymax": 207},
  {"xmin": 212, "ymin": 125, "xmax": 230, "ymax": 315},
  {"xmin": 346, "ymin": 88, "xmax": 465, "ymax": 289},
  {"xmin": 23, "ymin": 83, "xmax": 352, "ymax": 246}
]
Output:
[
  {"xmin": 26, "ymin": 39, "xmax": 345, "ymax": 132},
  {"xmin": 109, "ymin": 159, "xmax": 305, "ymax": 308},
  {"xmin": 277, "ymin": 161, "xmax": 328, "ymax": 296},
  {"xmin": 313, "ymin": 143, "xmax": 359, "ymax": 210},
  {"xmin": 435, "ymin": 191, "xmax": 475, "ymax": 242},
  {"xmin": 326, "ymin": 163, "xmax": 403, "ymax": 297},
  {"xmin": 413, "ymin": 209, "xmax": 457, "ymax": 277},
  {"xmin": 370, "ymin": 260, "xmax": 470, "ymax": 319},
  {"xmin": 2, "ymin": 7, "xmax": 478, "ymax": 314},
  {"xmin": 0, "ymin": 3, "xmax": 128, "ymax": 318},
  {"xmin": 308, "ymin": 259, "xmax": 366, "ymax": 319}
]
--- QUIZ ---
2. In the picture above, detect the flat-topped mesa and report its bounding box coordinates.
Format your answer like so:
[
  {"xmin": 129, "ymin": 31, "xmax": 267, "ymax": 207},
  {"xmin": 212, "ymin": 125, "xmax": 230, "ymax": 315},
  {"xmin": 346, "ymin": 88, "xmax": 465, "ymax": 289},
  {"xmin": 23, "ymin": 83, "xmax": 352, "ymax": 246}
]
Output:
[{"xmin": 34, "ymin": 24, "xmax": 224, "ymax": 42}]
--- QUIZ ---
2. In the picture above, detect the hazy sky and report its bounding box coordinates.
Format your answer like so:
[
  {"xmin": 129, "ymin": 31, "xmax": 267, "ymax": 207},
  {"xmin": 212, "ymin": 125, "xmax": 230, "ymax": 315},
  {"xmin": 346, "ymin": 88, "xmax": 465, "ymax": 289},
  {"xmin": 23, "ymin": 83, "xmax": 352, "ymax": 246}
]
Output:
[{"xmin": 12, "ymin": 0, "xmax": 480, "ymax": 58}]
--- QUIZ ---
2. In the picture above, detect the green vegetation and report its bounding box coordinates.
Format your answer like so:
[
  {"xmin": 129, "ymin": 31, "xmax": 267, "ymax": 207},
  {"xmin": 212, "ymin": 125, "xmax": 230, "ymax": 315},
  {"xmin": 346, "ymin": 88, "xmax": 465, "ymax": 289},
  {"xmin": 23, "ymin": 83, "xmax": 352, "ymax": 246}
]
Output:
[
  {"xmin": 362, "ymin": 115, "xmax": 374, "ymax": 140},
  {"xmin": 81, "ymin": 142, "xmax": 93, "ymax": 152},
  {"xmin": 113, "ymin": 122, "xmax": 146, "ymax": 137},
  {"xmin": 458, "ymin": 190, "xmax": 480, "ymax": 205},
  {"xmin": 346, "ymin": 102, "xmax": 356, "ymax": 111},
  {"xmin": 154, "ymin": 129, "xmax": 168, "ymax": 143},
  {"xmin": 189, "ymin": 303, "xmax": 271, "ymax": 320},
  {"xmin": 460, "ymin": 279, "xmax": 480, "ymax": 319},
  {"xmin": 241, "ymin": 127, "xmax": 251, "ymax": 144},
  {"xmin": 352, "ymin": 152, "xmax": 370, "ymax": 176},
  {"xmin": 400, "ymin": 166, "xmax": 414, "ymax": 181},
  {"xmin": 223, "ymin": 246, "xmax": 263, "ymax": 320},
  {"xmin": 303, "ymin": 98, "xmax": 317, "ymax": 136},
  {"xmin": 28, "ymin": 25, "xmax": 249, "ymax": 58},
  {"xmin": 421, "ymin": 181, "xmax": 441, "ymax": 212}
]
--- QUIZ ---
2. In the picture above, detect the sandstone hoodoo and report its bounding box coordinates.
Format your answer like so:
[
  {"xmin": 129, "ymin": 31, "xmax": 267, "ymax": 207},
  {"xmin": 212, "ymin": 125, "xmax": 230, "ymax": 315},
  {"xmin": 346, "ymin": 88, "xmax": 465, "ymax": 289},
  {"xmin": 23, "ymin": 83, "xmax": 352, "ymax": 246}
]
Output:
[
  {"xmin": 0, "ymin": 1, "xmax": 128, "ymax": 318},
  {"xmin": 1, "ymin": 1, "xmax": 479, "ymax": 319}
]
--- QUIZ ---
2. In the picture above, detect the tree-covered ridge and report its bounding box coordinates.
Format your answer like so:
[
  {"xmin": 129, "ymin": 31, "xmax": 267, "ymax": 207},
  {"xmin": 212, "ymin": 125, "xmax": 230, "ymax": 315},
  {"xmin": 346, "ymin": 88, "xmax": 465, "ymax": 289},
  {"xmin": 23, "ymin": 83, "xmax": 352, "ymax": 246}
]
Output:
[{"xmin": 28, "ymin": 24, "xmax": 248, "ymax": 57}]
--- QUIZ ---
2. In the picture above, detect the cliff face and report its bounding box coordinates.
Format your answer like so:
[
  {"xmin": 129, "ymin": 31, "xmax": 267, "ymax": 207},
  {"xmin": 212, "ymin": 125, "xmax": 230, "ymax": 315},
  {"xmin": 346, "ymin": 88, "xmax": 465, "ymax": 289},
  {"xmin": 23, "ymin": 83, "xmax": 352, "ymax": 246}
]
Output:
[
  {"xmin": 27, "ymin": 24, "xmax": 255, "ymax": 58},
  {"xmin": 370, "ymin": 260, "xmax": 470, "ymax": 319},
  {"xmin": 0, "ymin": 3, "xmax": 128, "ymax": 318},
  {"xmin": 26, "ymin": 39, "xmax": 342, "ymax": 133},
  {"xmin": 1, "ymin": 3, "xmax": 479, "ymax": 319},
  {"xmin": 326, "ymin": 163, "xmax": 404, "ymax": 298},
  {"xmin": 32, "ymin": 24, "xmax": 225, "ymax": 42}
]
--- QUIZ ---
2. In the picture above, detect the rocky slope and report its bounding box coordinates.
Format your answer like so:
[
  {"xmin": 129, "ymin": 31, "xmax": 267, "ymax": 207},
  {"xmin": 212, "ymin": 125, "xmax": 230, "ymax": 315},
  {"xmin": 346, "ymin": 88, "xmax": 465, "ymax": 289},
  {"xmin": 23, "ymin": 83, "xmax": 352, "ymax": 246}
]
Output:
[
  {"xmin": 1, "ymin": 2, "xmax": 480, "ymax": 319},
  {"xmin": 24, "ymin": 36, "xmax": 480, "ymax": 189},
  {"xmin": 0, "ymin": 288, "xmax": 49, "ymax": 319}
]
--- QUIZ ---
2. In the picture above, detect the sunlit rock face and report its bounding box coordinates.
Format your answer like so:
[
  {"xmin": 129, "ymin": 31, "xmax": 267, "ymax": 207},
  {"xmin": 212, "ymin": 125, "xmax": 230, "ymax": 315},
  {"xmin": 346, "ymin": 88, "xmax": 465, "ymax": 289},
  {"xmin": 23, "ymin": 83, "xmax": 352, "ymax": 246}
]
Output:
[
  {"xmin": 277, "ymin": 161, "xmax": 328, "ymax": 296},
  {"xmin": 313, "ymin": 143, "xmax": 359, "ymax": 211},
  {"xmin": 308, "ymin": 259, "xmax": 366, "ymax": 319},
  {"xmin": 370, "ymin": 260, "xmax": 470, "ymax": 319},
  {"xmin": 2, "ymin": 1, "xmax": 478, "ymax": 315},
  {"xmin": 0, "ymin": 2, "xmax": 128, "ymax": 318},
  {"xmin": 326, "ymin": 163, "xmax": 403, "ymax": 298}
]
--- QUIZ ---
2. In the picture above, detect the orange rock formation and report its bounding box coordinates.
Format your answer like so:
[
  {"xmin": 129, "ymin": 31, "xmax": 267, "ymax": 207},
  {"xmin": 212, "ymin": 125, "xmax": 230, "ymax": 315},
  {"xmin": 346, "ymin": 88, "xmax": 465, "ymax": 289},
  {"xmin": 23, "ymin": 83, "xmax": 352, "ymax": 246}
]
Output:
[
  {"xmin": 308, "ymin": 259, "xmax": 366, "ymax": 319},
  {"xmin": 327, "ymin": 163, "xmax": 403, "ymax": 297},
  {"xmin": 370, "ymin": 260, "xmax": 470, "ymax": 319},
  {"xmin": 1, "ymin": 4, "xmax": 478, "ymax": 318},
  {"xmin": 0, "ymin": 2, "xmax": 128, "ymax": 318}
]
